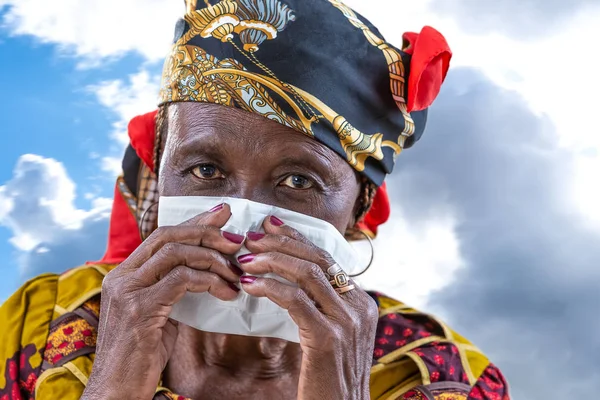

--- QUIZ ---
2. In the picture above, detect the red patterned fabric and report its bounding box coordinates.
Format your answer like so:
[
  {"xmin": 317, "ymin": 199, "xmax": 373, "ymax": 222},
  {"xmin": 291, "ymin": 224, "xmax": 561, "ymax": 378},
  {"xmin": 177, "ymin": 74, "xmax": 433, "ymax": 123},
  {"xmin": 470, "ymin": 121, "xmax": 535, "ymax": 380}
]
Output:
[
  {"xmin": 467, "ymin": 364, "xmax": 510, "ymax": 400},
  {"xmin": 372, "ymin": 306, "xmax": 445, "ymax": 360},
  {"xmin": 401, "ymin": 388, "xmax": 428, "ymax": 399},
  {"xmin": 42, "ymin": 297, "xmax": 100, "ymax": 369},
  {"xmin": 0, "ymin": 345, "xmax": 40, "ymax": 400},
  {"xmin": 370, "ymin": 292, "xmax": 511, "ymax": 399},
  {"xmin": 413, "ymin": 343, "xmax": 469, "ymax": 385}
]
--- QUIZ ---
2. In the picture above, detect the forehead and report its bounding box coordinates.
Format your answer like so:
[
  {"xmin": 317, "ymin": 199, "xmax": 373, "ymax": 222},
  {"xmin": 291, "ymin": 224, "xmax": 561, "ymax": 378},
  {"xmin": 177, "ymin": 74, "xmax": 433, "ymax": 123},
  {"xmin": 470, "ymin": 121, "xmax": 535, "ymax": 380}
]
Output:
[{"xmin": 165, "ymin": 102, "xmax": 351, "ymax": 169}]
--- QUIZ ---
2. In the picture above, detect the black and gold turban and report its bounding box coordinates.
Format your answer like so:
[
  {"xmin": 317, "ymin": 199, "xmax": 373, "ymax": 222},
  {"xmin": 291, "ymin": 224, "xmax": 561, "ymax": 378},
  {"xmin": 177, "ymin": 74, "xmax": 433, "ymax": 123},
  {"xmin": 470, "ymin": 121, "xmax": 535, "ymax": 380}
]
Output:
[{"xmin": 159, "ymin": 0, "xmax": 452, "ymax": 185}]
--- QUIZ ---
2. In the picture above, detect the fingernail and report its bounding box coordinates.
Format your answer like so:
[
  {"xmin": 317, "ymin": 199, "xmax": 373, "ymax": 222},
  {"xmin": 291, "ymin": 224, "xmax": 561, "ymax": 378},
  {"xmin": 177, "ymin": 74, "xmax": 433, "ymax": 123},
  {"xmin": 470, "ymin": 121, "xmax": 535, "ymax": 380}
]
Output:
[
  {"xmin": 222, "ymin": 231, "xmax": 245, "ymax": 244},
  {"xmin": 240, "ymin": 276, "xmax": 257, "ymax": 284},
  {"xmin": 270, "ymin": 216, "xmax": 284, "ymax": 226},
  {"xmin": 246, "ymin": 231, "xmax": 265, "ymax": 241},
  {"xmin": 228, "ymin": 282, "xmax": 240, "ymax": 292},
  {"xmin": 237, "ymin": 254, "xmax": 256, "ymax": 264},
  {"xmin": 209, "ymin": 203, "xmax": 225, "ymax": 212},
  {"xmin": 228, "ymin": 261, "xmax": 244, "ymax": 276}
]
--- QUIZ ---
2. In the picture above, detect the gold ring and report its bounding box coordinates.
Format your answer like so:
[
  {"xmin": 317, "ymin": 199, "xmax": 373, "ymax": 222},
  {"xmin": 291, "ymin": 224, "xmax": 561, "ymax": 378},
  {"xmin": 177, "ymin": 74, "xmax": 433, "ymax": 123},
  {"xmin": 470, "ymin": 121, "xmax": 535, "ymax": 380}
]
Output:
[
  {"xmin": 335, "ymin": 285, "xmax": 355, "ymax": 294},
  {"xmin": 326, "ymin": 264, "xmax": 354, "ymax": 294}
]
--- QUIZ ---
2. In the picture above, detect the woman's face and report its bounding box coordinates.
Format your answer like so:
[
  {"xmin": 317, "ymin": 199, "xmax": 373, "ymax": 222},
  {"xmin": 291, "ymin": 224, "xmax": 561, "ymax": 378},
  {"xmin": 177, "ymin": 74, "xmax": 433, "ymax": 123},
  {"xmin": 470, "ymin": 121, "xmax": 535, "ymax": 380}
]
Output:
[{"xmin": 159, "ymin": 102, "xmax": 362, "ymax": 233}]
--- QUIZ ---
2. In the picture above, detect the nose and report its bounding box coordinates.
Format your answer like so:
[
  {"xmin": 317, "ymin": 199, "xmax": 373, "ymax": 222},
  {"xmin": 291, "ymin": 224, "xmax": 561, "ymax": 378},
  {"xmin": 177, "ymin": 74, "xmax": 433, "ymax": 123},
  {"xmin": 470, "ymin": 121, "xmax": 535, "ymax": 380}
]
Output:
[{"xmin": 226, "ymin": 173, "xmax": 276, "ymax": 206}]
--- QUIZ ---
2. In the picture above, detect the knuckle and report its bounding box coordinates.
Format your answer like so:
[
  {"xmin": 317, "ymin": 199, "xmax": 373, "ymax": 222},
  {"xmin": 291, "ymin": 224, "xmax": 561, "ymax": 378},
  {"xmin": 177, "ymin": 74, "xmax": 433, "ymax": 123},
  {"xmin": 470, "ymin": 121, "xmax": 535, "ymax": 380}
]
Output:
[
  {"xmin": 288, "ymin": 230, "xmax": 302, "ymax": 240},
  {"xmin": 146, "ymin": 226, "xmax": 171, "ymax": 249},
  {"xmin": 205, "ymin": 248, "xmax": 222, "ymax": 264},
  {"xmin": 160, "ymin": 242, "xmax": 180, "ymax": 258},
  {"xmin": 268, "ymin": 251, "xmax": 284, "ymax": 265},
  {"xmin": 290, "ymin": 288, "xmax": 309, "ymax": 309},
  {"xmin": 152, "ymin": 225, "xmax": 170, "ymax": 239},
  {"xmin": 289, "ymin": 229, "xmax": 311, "ymax": 245},
  {"xmin": 276, "ymin": 234, "xmax": 293, "ymax": 247},
  {"xmin": 169, "ymin": 265, "xmax": 188, "ymax": 282},
  {"xmin": 305, "ymin": 263, "xmax": 324, "ymax": 282},
  {"xmin": 100, "ymin": 275, "xmax": 115, "ymax": 296},
  {"xmin": 329, "ymin": 327, "xmax": 344, "ymax": 343},
  {"xmin": 316, "ymin": 250, "xmax": 335, "ymax": 268},
  {"xmin": 207, "ymin": 272, "xmax": 222, "ymax": 285},
  {"xmin": 126, "ymin": 298, "xmax": 144, "ymax": 320},
  {"xmin": 337, "ymin": 307, "xmax": 355, "ymax": 324},
  {"xmin": 349, "ymin": 311, "xmax": 362, "ymax": 328},
  {"xmin": 102, "ymin": 271, "xmax": 126, "ymax": 298},
  {"xmin": 364, "ymin": 296, "xmax": 380, "ymax": 321},
  {"xmin": 196, "ymin": 225, "xmax": 218, "ymax": 246}
]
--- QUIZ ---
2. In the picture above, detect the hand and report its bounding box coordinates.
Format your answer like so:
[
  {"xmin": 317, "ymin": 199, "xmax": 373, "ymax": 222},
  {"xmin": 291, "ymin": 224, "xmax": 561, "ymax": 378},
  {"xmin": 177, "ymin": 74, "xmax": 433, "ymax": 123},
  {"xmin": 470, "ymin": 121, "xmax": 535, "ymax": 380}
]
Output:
[
  {"xmin": 240, "ymin": 216, "xmax": 379, "ymax": 400},
  {"xmin": 83, "ymin": 204, "xmax": 244, "ymax": 400}
]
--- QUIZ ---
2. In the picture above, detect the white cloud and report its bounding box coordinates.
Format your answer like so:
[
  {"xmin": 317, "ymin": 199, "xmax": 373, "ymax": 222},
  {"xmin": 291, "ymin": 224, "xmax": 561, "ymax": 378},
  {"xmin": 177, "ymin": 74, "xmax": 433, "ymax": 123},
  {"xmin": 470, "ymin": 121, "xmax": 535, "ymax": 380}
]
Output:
[
  {"xmin": 0, "ymin": 155, "xmax": 111, "ymax": 260},
  {"xmin": 0, "ymin": 0, "xmax": 181, "ymax": 64},
  {"xmin": 89, "ymin": 69, "xmax": 161, "ymax": 175},
  {"xmin": 357, "ymin": 208, "xmax": 464, "ymax": 309},
  {"xmin": 344, "ymin": 0, "xmax": 600, "ymax": 229}
]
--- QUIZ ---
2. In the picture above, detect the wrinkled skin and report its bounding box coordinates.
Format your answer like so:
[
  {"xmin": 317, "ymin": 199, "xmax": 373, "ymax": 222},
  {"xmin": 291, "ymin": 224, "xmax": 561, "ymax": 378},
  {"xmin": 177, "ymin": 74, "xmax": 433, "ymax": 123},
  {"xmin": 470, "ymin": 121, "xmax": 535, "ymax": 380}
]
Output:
[{"xmin": 83, "ymin": 103, "xmax": 379, "ymax": 400}]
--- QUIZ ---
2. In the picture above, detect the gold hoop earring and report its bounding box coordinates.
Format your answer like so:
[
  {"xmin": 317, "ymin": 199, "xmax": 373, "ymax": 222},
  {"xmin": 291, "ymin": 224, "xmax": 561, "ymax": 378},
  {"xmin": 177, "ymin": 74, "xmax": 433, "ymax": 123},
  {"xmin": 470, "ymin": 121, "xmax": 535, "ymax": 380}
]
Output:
[
  {"xmin": 347, "ymin": 229, "xmax": 374, "ymax": 278},
  {"xmin": 139, "ymin": 202, "xmax": 159, "ymax": 241}
]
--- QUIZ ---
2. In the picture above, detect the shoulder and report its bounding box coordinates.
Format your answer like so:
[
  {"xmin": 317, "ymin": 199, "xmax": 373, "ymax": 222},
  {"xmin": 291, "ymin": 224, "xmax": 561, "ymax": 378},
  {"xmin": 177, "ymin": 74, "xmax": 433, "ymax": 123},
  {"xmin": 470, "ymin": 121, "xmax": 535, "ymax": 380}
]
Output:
[
  {"xmin": 0, "ymin": 264, "xmax": 112, "ymax": 400},
  {"xmin": 0, "ymin": 274, "xmax": 59, "ymax": 399},
  {"xmin": 368, "ymin": 291, "xmax": 510, "ymax": 400}
]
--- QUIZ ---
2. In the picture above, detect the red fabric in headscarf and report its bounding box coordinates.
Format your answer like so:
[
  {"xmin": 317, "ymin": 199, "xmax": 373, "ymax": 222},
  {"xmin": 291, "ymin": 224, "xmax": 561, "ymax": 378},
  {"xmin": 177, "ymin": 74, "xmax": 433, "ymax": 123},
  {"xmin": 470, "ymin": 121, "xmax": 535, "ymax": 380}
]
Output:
[
  {"xmin": 402, "ymin": 26, "xmax": 452, "ymax": 113},
  {"xmin": 129, "ymin": 110, "xmax": 158, "ymax": 172},
  {"xmin": 89, "ymin": 183, "xmax": 142, "ymax": 265},
  {"xmin": 88, "ymin": 110, "xmax": 158, "ymax": 265}
]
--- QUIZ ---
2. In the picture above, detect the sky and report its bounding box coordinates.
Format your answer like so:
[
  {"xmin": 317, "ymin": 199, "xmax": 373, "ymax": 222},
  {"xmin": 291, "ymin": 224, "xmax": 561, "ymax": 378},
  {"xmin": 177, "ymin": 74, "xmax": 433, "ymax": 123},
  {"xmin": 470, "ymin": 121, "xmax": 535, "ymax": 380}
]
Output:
[{"xmin": 1, "ymin": 0, "xmax": 599, "ymax": 398}]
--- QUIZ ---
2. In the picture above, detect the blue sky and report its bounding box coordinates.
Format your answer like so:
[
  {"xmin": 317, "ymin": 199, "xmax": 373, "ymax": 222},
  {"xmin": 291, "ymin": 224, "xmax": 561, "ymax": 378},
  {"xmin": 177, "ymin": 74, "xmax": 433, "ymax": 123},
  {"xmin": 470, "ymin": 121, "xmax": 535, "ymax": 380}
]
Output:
[
  {"xmin": 0, "ymin": 28, "xmax": 160, "ymax": 295},
  {"xmin": 1, "ymin": 0, "xmax": 600, "ymax": 398}
]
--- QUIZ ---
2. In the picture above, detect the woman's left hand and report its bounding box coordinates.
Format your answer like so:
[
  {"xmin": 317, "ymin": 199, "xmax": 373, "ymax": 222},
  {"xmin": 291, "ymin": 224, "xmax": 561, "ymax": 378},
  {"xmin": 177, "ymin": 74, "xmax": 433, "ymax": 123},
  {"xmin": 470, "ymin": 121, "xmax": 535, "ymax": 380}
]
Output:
[{"xmin": 240, "ymin": 216, "xmax": 379, "ymax": 400}]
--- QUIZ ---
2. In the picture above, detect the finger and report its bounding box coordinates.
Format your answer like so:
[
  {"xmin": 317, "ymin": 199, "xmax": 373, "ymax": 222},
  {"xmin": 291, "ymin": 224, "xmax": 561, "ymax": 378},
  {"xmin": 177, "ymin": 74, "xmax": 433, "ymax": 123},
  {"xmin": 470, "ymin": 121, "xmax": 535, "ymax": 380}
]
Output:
[
  {"xmin": 123, "ymin": 204, "xmax": 245, "ymax": 270},
  {"xmin": 246, "ymin": 217, "xmax": 337, "ymax": 272},
  {"xmin": 237, "ymin": 252, "xmax": 341, "ymax": 311},
  {"xmin": 151, "ymin": 265, "xmax": 239, "ymax": 306},
  {"xmin": 134, "ymin": 243, "xmax": 243, "ymax": 285},
  {"xmin": 240, "ymin": 276, "xmax": 327, "ymax": 328}
]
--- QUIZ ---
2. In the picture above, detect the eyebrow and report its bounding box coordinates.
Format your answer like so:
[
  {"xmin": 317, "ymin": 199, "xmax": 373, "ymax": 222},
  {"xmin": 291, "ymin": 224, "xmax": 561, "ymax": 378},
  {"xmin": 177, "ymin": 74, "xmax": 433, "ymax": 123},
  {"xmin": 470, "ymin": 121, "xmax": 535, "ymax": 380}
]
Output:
[
  {"xmin": 169, "ymin": 121, "xmax": 345, "ymax": 179},
  {"xmin": 167, "ymin": 126, "xmax": 231, "ymax": 161}
]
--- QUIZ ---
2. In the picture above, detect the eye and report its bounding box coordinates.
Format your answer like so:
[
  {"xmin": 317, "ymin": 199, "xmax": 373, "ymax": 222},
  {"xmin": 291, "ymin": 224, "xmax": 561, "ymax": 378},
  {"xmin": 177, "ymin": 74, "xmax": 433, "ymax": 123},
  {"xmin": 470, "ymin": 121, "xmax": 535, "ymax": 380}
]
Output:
[
  {"xmin": 281, "ymin": 174, "xmax": 314, "ymax": 190},
  {"xmin": 190, "ymin": 164, "xmax": 223, "ymax": 180}
]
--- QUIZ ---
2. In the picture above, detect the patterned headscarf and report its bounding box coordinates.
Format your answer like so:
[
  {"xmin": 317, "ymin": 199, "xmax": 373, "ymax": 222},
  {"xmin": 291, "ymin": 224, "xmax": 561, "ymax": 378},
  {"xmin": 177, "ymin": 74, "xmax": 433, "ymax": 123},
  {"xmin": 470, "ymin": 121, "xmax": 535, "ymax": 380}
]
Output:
[
  {"xmin": 159, "ymin": 0, "xmax": 452, "ymax": 186},
  {"xmin": 91, "ymin": 0, "xmax": 451, "ymax": 264}
]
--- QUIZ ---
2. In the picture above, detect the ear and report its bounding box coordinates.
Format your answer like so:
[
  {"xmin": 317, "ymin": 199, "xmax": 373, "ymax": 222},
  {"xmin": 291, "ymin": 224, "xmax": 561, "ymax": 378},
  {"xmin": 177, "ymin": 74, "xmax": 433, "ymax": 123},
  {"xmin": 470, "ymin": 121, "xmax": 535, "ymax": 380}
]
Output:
[{"xmin": 346, "ymin": 177, "xmax": 367, "ymax": 236}]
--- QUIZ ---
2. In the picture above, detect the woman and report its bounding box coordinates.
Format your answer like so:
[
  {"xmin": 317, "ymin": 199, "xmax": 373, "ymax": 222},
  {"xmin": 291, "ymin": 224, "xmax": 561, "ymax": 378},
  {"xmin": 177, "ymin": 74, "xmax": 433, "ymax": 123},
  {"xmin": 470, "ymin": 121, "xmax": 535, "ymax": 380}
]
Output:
[{"xmin": 0, "ymin": 0, "xmax": 510, "ymax": 399}]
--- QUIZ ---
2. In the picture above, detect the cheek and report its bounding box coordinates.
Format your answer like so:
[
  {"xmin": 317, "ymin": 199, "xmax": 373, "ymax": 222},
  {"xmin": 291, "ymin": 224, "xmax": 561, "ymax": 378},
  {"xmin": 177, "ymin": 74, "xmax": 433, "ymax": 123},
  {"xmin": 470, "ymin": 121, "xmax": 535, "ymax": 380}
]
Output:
[
  {"xmin": 319, "ymin": 185, "xmax": 361, "ymax": 234},
  {"xmin": 158, "ymin": 164, "xmax": 188, "ymax": 196}
]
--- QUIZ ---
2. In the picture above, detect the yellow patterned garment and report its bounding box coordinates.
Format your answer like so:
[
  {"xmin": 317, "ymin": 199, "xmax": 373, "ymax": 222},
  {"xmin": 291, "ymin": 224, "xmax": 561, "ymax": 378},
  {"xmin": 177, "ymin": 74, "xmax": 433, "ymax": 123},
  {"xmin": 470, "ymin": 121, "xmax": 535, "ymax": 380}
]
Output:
[{"xmin": 0, "ymin": 265, "xmax": 509, "ymax": 400}]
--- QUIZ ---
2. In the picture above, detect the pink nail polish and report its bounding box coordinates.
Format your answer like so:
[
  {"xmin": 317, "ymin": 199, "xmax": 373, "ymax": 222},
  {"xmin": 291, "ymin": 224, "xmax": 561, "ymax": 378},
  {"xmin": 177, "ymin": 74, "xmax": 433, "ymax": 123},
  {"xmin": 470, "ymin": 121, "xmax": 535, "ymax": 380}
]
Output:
[
  {"xmin": 222, "ymin": 231, "xmax": 245, "ymax": 244},
  {"xmin": 209, "ymin": 203, "xmax": 225, "ymax": 212},
  {"xmin": 246, "ymin": 231, "xmax": 265, "ymax": 241},
  {"xmin": 237, "ymin": 254, "xmax": 256, "ymax": 264},
  {"xmin": 270, "ymin": 216, "xmax": 284, "ymax": 226},
  {"xmin": 228, "ymin": 282, "xmax": 240, "ymax": 292},
  {"xmin": 240, "ymin": 276, "xmax": 257, "ymax": 284},
  {"xmin": 228, "ymin": 261, "xmax": 244, "ymax": 276}
]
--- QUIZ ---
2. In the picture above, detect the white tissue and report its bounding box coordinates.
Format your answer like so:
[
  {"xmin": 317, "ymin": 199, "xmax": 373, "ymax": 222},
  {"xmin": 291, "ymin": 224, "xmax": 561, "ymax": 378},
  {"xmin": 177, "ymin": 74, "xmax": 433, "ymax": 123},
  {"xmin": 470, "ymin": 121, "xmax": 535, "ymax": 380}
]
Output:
[{"xmin": 157, "ymin": 196, "xmax": 359, "ymax": 343}]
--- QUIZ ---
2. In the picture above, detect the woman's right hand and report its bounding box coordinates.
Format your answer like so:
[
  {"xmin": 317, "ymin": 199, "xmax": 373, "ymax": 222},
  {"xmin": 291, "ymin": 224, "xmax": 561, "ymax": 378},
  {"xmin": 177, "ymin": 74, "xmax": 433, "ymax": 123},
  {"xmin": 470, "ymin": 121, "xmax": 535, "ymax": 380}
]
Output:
[{"xmin": 82, "ymin": 203, "xmax": 244, "ymax": 400}]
